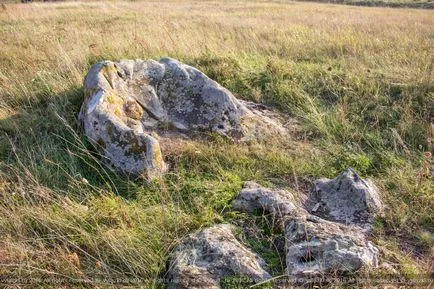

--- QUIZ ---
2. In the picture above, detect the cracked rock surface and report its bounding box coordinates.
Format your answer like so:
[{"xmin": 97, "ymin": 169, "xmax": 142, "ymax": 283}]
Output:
[
  {"xmin": 80, "ymin": 58, "xmax": 285, "ymax": 177},
  {"xmin": 309, "ymin": 168, "xmax": 384, "ymax": 226},
  {"xmin": 166, "ymin": 224, "xmax": 271, "ymax": 289},
  {"xmin": 285, "ymin": 215, "xmax": 379, "ymax": 276},
  {"xmin": 232, "ymin": 173, "xmax": 382, "ymax": 278}
]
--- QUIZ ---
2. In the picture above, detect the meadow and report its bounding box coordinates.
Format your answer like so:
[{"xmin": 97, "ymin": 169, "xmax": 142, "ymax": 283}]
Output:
[{"xmin": 0, "ymin": 0, "xmax": 433, "ymax": 287}]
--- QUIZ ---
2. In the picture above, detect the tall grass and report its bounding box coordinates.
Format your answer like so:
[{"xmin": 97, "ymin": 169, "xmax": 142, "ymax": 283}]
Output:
[{"xmin": 0, "ymin": 1, "xmax": 433, "ymax": 287}]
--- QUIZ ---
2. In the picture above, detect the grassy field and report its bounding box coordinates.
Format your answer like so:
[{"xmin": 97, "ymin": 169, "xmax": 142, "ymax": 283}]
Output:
[
  {"xmin": 298, "ymin": 0, "xmax": 434, "ymax": 9},
  {"xmin": 4, "ymin": 0, "xmax": 434, "ymax": 9},
  {"xmin": 0, "ymin": 0, "xmax": 433, "ymax": 287}
]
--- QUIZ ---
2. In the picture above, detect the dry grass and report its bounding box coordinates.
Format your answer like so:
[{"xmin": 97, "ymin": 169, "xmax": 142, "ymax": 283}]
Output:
[{"xmin": 0, "ymin": 1, "xmax": 433, "ymax": 288}]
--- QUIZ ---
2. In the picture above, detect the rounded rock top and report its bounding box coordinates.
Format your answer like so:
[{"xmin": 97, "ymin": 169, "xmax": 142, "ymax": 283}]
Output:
[{"xmin": 79, "ymin": 58, "xmax": 284, "ymax": 178}]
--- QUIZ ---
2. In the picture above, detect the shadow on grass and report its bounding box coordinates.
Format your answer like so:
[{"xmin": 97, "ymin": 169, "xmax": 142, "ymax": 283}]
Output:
[{"xmin": 0, "ymin": 86, "xmax": 147, "ymax": 200}]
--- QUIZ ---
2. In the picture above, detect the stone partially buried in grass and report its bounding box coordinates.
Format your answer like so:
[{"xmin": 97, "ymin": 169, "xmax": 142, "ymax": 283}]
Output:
[
  {"xmin": 285, "ymin": 214, "xmax": 379, "ymax": 276},
  {"xmin": 80, "ymin": 58, "xmax": 285, "ymax": 178},
  {"xmin": 232, "ymin": 181, "xmax": 298, "ymax": 226},
  {"xmin": 166, "ymin": 224, "xmax": 271, "ymax": 289},
  {"xmin": 232, "ymin": 180, "xmax": 381, "ymax": 278}
]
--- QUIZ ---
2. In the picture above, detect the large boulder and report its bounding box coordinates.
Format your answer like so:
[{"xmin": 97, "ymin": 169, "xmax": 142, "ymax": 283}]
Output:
[
  {"xmin": 310, "ymin": 168, "xmax": 384, "ymax": 226},
  {"xmin": 80, "ymin": 58, "xmax": 284, "ymax": 177},
  {"xmin": 167, "ymin": 224, "xmax": 271, "ymax": 289}
]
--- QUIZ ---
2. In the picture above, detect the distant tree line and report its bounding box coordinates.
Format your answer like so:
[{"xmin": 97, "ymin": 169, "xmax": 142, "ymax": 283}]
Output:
[{"xmin": 296, "ymin": 0, "xmax": 433, "ymax": 9}]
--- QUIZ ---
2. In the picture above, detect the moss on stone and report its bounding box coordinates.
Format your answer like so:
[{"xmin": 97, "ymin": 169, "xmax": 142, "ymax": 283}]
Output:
[
  {"xmin": 101, "ymin": 63, "xmax": 118, "ymax": 89},
  {"xmin": 106, "ymin": 123, "xmax": 114, "ymax": 138},
  {"xmin": 113, "ymin": 107, "xmax": 123, "ymax": 118}
]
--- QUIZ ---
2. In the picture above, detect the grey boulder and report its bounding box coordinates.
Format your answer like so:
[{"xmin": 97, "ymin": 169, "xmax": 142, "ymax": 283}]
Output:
[
  {"xmin": 232, "ymin": 181, "xmax": 298, "ymax": 222},
  {"xmin": 310, "ymin": 168, "xmax": 383, "ymax": 226},
  {"xmin": 285, "ymin": 215, "xmax": 379, "ymax": 276},
  {"xmin": 80, "ymin": 58, "xmax": 284, "ymax": 178},
  {"xmin": 167, "ymin": 224, "xmax": 271, "ymax": 289}
]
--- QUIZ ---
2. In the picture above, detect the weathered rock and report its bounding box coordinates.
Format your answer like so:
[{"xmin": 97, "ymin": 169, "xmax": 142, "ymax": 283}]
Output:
[
  {"xmin": 167, "ymin": 224, "xmax": 271, "ymax": 289},
  {"xmin": 310, "ymin": 168, "xmax": 383, "ymax": 226},
  {"xmin": 232, "ymin": 181, "xmax": 298, "ymax": 222},
  {"xmin": 232, "ymin": 181, "xmax": 381, "ymax": 278},
  {"xmin": 285, "ymin": 214, "xmax": 379, "ymax": 276},
  {"xmin": 80, "ymin": 58, "xmax": 285, "ymax": 177}
]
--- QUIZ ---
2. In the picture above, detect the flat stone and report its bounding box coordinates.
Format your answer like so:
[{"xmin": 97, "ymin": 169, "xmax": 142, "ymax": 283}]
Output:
[{"xmin": 232, "ymin": 181, "xmax": 381, "ymax": 279}]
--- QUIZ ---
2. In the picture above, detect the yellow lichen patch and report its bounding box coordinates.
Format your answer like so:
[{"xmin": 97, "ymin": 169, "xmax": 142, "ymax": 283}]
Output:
[
  {"xmin": 113, "ymin": 107, "xmax": 123, "ymax": 118},
  {"xmin": 106, "ymin": 91, "xmax": 120, "ymax": 105},
  {"xmin": 105, "ymin": 91, "xmax": 125, "ymax": 118},
  {"xmin": 101, "ymin": 63, "xmax": 118, "ymax": 89},
  {"xmin": 150, "ymin": 131, "xmax": 160, "ymax": 140},
  {"xmin": 124, "ymin": 101, "xmax": 144, "ymax": 120},
  {"xmin": 151, "ymin": 141, "xmax": 164, "ymax": 170}
]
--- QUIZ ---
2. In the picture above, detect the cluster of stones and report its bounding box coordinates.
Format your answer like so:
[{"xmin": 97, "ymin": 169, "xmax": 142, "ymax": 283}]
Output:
[
  {"xmin": 80, "ymin": 58, "xmax": 284, "ymax": 178},
  {"xmin": 167, "ymin": 168, "xmax": 384, "ymax": 288},
  {"xmin": 80, "ymin": 60, "xmax": 384, "ymax": 288}
]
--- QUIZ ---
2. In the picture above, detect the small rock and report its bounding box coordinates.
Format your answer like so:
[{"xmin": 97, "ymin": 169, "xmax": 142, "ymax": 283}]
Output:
[
  {"xmin": 232, "ymin": 182, "xmax": 297, "ymax": 222},
  {"xmin": 285, "ymin": 215, "xmax": 379, "ymax": 276},
  {"xmin": 311, "ymin": 168, "xmax": 383, "ymax": 226},
  {"xmin": 167, "ymin": 224, "xmax": 271, "ymax": 289},
  {"xmin": 379, "ymin": 262, "xmax": 399, "ymax": 275}
]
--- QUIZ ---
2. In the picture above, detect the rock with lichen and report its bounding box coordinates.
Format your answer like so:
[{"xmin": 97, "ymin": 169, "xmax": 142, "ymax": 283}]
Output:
[
  {"xmin": 166, "ymin": 224, "xmax": 271, "ymax": 289},
  {"xmin": 285, "ymin": 214, "xmax": 379, "ymax": 276},
  {"xmin": 232, "ymin": 181, "xmax": 298, "ymax": 225},
  {"xmin": 80, "ymin": 58, "xmax": 285, "ymax": 177},
  {"xmin": 309, "ymin": 168, "xmax": 384, "ymax": 226},
  {"xmin": 232, "ymin": 177, "xmax": 381, "ymax": 279}
]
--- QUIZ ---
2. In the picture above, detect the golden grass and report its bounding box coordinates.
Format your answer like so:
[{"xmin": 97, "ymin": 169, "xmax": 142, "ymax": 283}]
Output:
[
  {"xmin": 0, "ymin": 1, "xmax": 433, "ymax": 287},
  {"xmin": 0, "ymin": 1, "xmax": 432, "ymax": 88}
]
